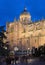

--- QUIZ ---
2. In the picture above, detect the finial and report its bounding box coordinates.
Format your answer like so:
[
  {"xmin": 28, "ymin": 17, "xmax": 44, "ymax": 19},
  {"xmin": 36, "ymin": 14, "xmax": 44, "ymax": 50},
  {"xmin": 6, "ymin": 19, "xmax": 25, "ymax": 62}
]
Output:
[{"xmin": 24, "ymin": 7, "xmax": 27, "ymax": 12}]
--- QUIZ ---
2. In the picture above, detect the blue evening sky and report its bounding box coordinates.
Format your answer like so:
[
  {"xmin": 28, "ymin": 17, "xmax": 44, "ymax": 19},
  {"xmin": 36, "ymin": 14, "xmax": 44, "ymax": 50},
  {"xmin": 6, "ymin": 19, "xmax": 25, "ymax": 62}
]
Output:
[{"xmin": 0, "ymin": 0, "xmax": 45, "ymax": 26}]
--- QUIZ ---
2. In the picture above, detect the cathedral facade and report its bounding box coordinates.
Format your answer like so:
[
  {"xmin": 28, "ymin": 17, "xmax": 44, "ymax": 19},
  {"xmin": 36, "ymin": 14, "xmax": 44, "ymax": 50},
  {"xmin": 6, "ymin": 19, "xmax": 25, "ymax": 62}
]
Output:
[{"xmin": 6, "ymin": 8, "xmax": 45, "ymax": 50}]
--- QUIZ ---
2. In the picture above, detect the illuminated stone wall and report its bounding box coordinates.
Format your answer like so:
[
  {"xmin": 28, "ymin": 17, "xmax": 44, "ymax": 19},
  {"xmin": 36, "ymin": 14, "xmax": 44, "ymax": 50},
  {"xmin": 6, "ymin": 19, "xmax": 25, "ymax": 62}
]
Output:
[
  {"xmin": 6, "ymin": 8, "xmax": 45, "ymax": 50},
  {"xmin": 6, "ymin": 20, "xmax": 45, "ymax": 50}
]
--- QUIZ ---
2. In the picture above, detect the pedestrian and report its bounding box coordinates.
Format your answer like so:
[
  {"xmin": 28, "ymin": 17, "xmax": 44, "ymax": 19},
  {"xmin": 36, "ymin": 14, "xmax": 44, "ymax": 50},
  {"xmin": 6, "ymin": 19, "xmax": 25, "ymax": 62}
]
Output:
[{"xmin": 5, "ymin": 56, "xmax": 11, "ymax": 65}]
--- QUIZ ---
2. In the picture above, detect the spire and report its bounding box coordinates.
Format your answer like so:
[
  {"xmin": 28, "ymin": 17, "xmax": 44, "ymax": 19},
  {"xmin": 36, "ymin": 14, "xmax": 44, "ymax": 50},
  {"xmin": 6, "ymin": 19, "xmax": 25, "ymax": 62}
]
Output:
[{"xmin": 14, "ymin": 17, "xmax": 16, "ymax": 22}]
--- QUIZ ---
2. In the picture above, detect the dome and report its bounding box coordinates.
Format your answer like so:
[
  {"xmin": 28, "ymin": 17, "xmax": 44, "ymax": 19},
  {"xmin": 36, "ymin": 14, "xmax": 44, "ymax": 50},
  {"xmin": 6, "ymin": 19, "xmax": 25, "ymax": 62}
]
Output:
[
  {"xmin": 21, "ymin": 8, "xmax": 30, "ymax": 15},
  {"xmin": 20, "ymin": 7, "xmax": 31, "ymax": 22}
]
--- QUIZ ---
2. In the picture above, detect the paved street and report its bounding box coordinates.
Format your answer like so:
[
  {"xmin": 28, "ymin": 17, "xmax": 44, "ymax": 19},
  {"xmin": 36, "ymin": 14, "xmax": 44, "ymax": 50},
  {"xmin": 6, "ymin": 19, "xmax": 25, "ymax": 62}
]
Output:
[
  {"xmin": 0, "ymin": 58, "xmax": 45, "ymax": 65},
  {"xmin": 18, "ymin": 58, "xmax": 45, "ymax": 65}
]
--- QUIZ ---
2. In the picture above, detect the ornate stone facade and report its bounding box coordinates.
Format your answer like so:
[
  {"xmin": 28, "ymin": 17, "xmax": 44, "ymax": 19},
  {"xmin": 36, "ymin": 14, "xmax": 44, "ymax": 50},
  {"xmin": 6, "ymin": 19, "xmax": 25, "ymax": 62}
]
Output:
[{"xmin": 6, "ymin": 8, "xmax": 45, "ymax": 50}]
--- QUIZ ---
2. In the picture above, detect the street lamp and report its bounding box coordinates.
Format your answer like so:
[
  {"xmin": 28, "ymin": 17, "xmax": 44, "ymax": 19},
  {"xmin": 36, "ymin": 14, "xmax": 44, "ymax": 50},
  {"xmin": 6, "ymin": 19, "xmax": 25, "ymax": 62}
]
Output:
[
  {"xmin": 3, "ymin": 46, "xmax": 8, "ymax": 56},
  {"xmin": 27, "ymin": 48, "xmax": 30, "ymax": 55},
  {"xmin": 4, "ymin": 46, "xmax": 7, "ymax": 50},
  {"xmin": 14, "ymin": 47, "xmax": 19, "ymax": 52}
]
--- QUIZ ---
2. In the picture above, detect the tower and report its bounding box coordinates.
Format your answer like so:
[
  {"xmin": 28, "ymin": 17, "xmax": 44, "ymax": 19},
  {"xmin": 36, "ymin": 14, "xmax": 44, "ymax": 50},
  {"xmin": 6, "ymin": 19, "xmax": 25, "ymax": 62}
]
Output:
[{"xmin": 20, "ymin": 7, "xmax": 32, "ymax": 24}]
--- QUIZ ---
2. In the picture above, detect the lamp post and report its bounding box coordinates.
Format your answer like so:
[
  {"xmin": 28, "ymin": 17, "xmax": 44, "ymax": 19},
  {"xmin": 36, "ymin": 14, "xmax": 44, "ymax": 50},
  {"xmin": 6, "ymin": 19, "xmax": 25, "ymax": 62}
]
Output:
[
  {"xmin": 27, "ymin": 48, "xmax": 30, "ymax": 55},
  {"xmin": 3, "ymin": 46, "xmax": 8, "ymax": 56},
  {"xmin": 14, "ymin": 47, "xmax": 19, "ymax": 52},
  {"xmin": 4, "ymin": 46, "xmax": 7, "ymax": 50}
]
